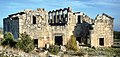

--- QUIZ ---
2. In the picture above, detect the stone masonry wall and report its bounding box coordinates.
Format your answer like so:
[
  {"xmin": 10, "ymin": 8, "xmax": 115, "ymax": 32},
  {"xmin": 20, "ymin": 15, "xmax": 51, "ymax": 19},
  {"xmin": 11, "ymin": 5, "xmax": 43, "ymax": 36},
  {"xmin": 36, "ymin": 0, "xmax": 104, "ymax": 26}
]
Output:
[
  {"xmin": 91, "ymin": 13, "xmax": 114, "ymax": 47},
  {"xmin": 3, "ymin": 7, "xmax": 114, "ymax": 48}
]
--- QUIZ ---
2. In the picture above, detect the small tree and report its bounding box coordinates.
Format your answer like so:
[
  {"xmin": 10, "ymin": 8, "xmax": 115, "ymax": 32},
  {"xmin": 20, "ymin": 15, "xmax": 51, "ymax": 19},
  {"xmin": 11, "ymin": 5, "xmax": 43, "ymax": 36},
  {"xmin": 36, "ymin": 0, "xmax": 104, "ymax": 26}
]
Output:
[
  {"xmin": 1, "ymin": 32, "xmax": 16, "ymax": 47},
  {"xmin": 67, "ymin": 35, "xmax": 79, "ymax": 51},
  {"xmin": 16, "ymin": 32, "xmax": 35, "ymax": 53}
]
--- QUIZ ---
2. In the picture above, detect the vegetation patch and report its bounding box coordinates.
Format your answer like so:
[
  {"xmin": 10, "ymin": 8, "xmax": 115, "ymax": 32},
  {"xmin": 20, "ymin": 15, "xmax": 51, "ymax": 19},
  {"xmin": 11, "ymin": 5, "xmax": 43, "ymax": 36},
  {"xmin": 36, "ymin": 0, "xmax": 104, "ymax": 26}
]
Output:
[
  {"xmin": 66, "ymin": 35, "xmax": 79, "ymax": 51},
  {"xmin": 1, "ymin": 32, "xmax": 16, "ymax": 47},
  {"xmin": 48, "ymin": 45, "xmax": 60, "ymax": 55},
  {"xmin": 16, "ymin": 32, "xmax": 35, "ymax": 53}
]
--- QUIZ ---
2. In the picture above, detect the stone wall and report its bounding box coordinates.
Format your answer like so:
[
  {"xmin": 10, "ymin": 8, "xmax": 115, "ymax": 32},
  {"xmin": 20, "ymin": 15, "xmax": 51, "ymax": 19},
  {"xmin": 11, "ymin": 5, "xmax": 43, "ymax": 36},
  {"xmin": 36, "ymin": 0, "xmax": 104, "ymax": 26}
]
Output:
[
  {"xmin": 91, "ymin": 13, "xmax": 114, "ymax": 47},
  {"xmin": 3, "ymin": 7, "xmax": 114, "ymax": 48},
  {"xmin": 19, "ymin": 8, "xmax": 50, "ymax": 47},
  {"xmin": 48, "ymin": 7, "xmax": 75, "ymax": 45}
]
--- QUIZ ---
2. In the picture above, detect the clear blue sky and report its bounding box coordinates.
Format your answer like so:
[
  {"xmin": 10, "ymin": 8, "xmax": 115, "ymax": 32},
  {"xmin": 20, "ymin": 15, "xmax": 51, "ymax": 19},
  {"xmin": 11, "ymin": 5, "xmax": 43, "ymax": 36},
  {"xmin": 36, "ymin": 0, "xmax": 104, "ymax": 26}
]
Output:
[{"xmin": 0, "ymin": 0, "xmax": 120, "ymax": 31}]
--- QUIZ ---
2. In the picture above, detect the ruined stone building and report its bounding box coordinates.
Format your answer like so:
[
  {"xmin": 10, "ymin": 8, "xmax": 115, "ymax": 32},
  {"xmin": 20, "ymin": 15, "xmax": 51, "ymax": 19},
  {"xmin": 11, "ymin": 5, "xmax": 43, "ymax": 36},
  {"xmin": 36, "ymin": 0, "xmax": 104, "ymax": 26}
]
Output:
[{"xmin": 3, "ymin": 7, "xmax": 114, "ymax": 48}]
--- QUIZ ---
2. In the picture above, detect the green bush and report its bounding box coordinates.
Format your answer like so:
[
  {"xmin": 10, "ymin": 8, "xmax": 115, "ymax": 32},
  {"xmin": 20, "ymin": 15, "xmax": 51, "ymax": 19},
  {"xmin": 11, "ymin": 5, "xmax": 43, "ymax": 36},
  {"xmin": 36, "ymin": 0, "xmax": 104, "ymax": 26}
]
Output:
[
  {"xmin": 66, "ymin": 35, "xmax": 79, "ymax": 51},
  {"xmin": 16, "ymin": 32, "xmax": 35, "ymax": 53},
  {"xmin": 48, "ymin": 45, "xmax": 60, "ymax": 55},
  {"xmin": 1, "ymin": 32, "xmax": 16, "ymax": 47}
]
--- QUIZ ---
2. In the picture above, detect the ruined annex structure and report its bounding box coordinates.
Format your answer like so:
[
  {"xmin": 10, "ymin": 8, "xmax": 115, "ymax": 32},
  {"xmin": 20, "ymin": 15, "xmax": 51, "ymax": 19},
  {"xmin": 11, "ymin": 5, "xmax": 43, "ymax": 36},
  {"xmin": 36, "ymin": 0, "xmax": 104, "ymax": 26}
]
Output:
[{"xmin": 3, "ymin": 7, "xmax": 114, "ymax": 48}]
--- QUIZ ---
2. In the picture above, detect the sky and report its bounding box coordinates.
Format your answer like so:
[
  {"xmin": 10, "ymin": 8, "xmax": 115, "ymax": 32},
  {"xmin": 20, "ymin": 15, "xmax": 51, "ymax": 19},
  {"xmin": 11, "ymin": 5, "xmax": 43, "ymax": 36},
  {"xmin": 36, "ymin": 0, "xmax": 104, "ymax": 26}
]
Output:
[{"xmin": 0, "ymin": 0, "xmax": 120, "ymax": 31}]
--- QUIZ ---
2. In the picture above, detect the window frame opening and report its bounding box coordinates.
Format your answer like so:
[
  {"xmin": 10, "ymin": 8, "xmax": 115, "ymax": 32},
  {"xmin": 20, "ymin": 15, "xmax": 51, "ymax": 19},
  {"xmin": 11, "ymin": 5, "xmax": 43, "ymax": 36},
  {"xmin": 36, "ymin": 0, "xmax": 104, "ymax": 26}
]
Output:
[
  {"xmin": 78, "ymin": 15, "xmax": 81, "ymax": 24},
  {"xmin": 99, "ymin": 38, "xmax": 104, "ymax": 46},
  {"xmin": 33, "ymin": 16, "xmax": 36, "ymax": 24}
]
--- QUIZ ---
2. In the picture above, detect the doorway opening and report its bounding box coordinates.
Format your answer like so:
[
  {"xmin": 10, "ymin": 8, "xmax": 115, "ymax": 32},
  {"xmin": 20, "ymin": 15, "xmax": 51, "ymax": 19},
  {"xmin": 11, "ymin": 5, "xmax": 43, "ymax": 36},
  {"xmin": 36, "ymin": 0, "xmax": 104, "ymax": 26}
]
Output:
[
  {"xmin": 76, "ymin": 37, "xmax": 82, "ymax": 43},
  {"xmin": 55, "ymin": 36, "xmax": 63, "ymax": 45},
  {"xmin": 34, "ymin": 39, "xmax": 38, "ymax": 47},
  {"xmin": 99, "ymin": 38, "xmax": 104, "ymax": 46},
  {"xmin": 76, "ymin": 37, "xmax": 88, "ymax": 45}
]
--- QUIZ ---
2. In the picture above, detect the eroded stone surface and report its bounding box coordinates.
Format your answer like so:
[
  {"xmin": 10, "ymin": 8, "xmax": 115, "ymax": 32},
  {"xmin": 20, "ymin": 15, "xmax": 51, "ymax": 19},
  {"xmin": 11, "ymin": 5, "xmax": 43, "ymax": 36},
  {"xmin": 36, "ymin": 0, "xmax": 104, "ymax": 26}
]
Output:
[{"xmin": 3, "ymin": 7, "xmax": 114, "ymax": 48}]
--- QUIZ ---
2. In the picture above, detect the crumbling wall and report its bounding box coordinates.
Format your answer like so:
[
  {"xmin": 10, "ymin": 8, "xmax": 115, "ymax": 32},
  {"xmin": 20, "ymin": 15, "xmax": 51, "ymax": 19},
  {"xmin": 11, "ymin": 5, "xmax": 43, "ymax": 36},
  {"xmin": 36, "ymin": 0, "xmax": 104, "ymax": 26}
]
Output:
[
  {"xmin": 91, "ymin": 13, "xmax": 114, "ymax": 47},
  {"xmin": 19, "ymin": 8, "xmax": 50, "ymax": 48},
  {"xmin": 3, "ymin": 7, "xmax": 114, "ymax": 48},
  {"xmin": 48, "ymin": 7, "xmax": 75, "ymax": 45}
]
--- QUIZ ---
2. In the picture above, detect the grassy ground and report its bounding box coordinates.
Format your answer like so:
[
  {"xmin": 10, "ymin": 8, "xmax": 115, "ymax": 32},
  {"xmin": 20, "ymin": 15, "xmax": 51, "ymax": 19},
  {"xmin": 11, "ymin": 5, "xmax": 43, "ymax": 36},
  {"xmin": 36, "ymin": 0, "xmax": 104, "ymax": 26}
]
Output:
[
  {"xmin": 64, "ymin": 47, "xmax": 120, "ymax": 57},
  {"xmin": 84, "ymin": 47, "xmax": 120, "ymax": 56}
]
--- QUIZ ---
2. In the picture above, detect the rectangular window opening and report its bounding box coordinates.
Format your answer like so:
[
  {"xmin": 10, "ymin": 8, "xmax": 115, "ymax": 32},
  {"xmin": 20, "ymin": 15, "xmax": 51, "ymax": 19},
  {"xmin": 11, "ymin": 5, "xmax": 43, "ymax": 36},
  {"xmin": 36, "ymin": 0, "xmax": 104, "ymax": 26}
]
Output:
[
  {"xmin": 33, "ymin": 16, "xmax": 36, "ymax": 24},
  {"xmin": 78, "ymin": 15, "xmax": 81, "ymax": 24},
  {"xmin": 99, "ymin": 38, "xmax": 104, "ymax": 46}
]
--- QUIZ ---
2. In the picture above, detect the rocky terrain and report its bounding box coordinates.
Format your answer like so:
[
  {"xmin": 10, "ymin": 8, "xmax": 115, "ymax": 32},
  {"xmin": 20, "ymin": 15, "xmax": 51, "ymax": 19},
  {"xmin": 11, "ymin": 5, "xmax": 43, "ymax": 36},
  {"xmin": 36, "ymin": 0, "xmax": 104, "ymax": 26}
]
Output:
[{"xmin": 0, "ymin": 46, "xmax": 120, "ymax": 57}]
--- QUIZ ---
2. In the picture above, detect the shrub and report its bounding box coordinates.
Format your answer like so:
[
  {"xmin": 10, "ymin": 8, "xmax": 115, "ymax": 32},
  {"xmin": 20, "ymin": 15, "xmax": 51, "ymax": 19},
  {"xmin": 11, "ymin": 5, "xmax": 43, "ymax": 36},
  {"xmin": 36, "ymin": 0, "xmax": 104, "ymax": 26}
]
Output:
[
  {"xmin": 48, "ymin": 45, "xmax": 60, "ymax": 55},
  {"xmin": 16, "ymin": 32, "xmax": 35, "ymax": 53},
  {"xmin": 1, "ymin": 32, "xmax": 16, "ymax": 47},
  {"xmin": 66, "ymin": 35, "xmax": 79, "ymax": 51}
]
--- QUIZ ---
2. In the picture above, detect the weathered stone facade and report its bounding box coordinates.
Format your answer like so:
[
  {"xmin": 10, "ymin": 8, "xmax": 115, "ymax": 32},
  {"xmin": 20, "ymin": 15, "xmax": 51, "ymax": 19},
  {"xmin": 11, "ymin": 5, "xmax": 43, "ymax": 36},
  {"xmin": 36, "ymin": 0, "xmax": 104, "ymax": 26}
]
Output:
[
  {"xmin": 91, "ymin": 14, "xmax": 114, "ymax": 47},
  {"xmin": 3, "ymin": 7, "xmax": 114, "ymax": 48}
]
